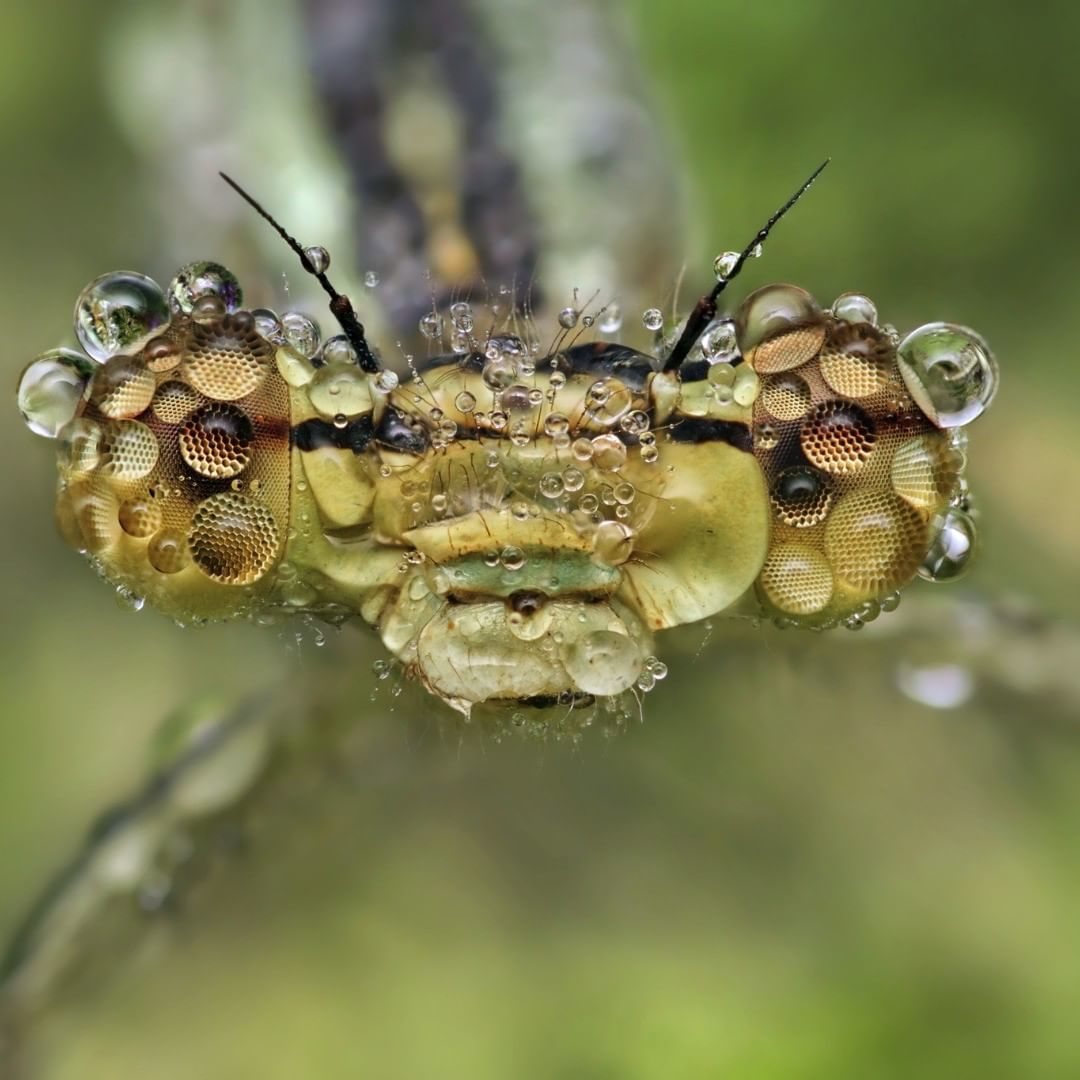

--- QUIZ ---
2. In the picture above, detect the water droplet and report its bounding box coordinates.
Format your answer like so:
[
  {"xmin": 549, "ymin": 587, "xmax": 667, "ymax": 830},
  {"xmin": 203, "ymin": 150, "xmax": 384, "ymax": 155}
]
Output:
[
  {"xmin": 562, "ymin": 466, "xmax": 585, "ymax": 492},
  {"xmin": 582, "ymin": 315, "xmax": 595, "ymax": 329},
  {"xmin": 701, "ymin": 319, "xmax": 738, "ymax": 361},
  {"xmin": 115, "ymin": 587, "xmax": 146, "ymax": 613},
  {"xmin": 578, "ymin": 493, "xmax": 600, "ymax": 514},
  {"xmin": 310, "ymin": 365, "xmax": 372, "ymax": 417},
  {"xmin": 640, "ymin": 444, "xmax": 659, "ymax": 463},
  {"xmin": 73, "ymin": 272, "xmax": 171, "ymax": 362},
  {"xmin": 281, "ymin": 312, "xmax": 321, "ymax": 358},
  {"xmin": 558, "ymin": 307, "xmax": 579, "ymax": 329},
  {"xmin": 897, "ymin": 323, "xmax": 998, "ymax": 427},
  {"xmin": 191, "ymin": 294, "xmax": 226, "ymax": 325},
  {"xmin": 598, "ymin": 304, "xmax": 623, "ymax": 335},
  {"xmin": 831, "ymin": 292, "xmax": 878, "ymax": 326},
  {"xmin": 539, "ymin": 472, "xmax": 565, "ymax": 498},
  {"xmin": 168, "ymin": 261, "xmax": 242, "ymax": 315},
  {"xmin": 500, "ymin": 545, "xmax": 526, "ymax": 571},
  {"xmin": 252, "ymin": 308, "xmax": 284, "ymax": 342},
  {"xmin": 642, "ymin": 308, "xmax": 664, "ymax": 332},
  {"xmin": 419, "ymin": 311, "xmax": 442, "ymax": 340},
  {"xmin": 918, "ymin": 508, "xmax": 976, "ymax": 582},
  {"xmin": 591, "ymin": 433, "xmax": 627, "ymax": 471},
  {"xmin": 735, "ymin": 284, "xmax": 823, "ymax": 354},
  {"xmin": 373, "ymin": 658, "xmax": 392, "ymax": 679},
  {"xmin": 482, "ymin": 355, "xmax": 517, "ymax": 390},
  {"xmin": 320, "ymin": 334, "xmax": 357, "ymax": 367},
  {"xmin": 363, "ymin": 271, "xmax": 380, "ymax": 288},
  {"xmin": 454, "ymin": 390, "xmax": 477, "ymax": 413},
  {"xmin": 713, "ymin": 251, "xmax": 740, "ymax": 280},
  {"xmin": 732, "ymin": 365, "xmax": 760, "ymax": 406},
  {"xmin": 620, "ymin": 410, "xmax": 650, "ymax": 436},
  {"xmin": 449, "ymin": 302, "xmax": 474, "ymax": 332},
  {"xmin": 303, "ymin": 245, "xmax": 330, "ymax": 274},
  {"xmin": 18, "ymin": 348, "xmax": 95, "ymax": 438},
  {"xmin": 375, "ymin": 369, "xmax": 399, "ymax": 393},
  {"xmin": 644, "ymin": 656, "xmax": 668, "ymax": 680}
]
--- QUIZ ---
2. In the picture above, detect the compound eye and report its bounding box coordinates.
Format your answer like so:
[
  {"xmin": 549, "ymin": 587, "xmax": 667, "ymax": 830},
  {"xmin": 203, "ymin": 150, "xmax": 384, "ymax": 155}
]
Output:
[
  {"xmin": 896, "ymin": 322, "xmax": 998, "ymax": 428},
  {"xmin": 17, "ymin": 348, "xmax": 95, "ymax": 438},
  {"xmin": 735, "ymin": 283, "xmax": 826, "ymax": 373},
  {"xmin": 41, "ymin": 271, "xmax": 292, "ymax": 620}
]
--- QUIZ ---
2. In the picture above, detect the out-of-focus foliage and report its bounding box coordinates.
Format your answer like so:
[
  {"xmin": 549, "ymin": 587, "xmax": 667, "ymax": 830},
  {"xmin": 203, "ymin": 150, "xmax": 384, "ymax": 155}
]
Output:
[{"xmin": 1, "ymin": 1, "xmax": 1078, "ymax": 1077}]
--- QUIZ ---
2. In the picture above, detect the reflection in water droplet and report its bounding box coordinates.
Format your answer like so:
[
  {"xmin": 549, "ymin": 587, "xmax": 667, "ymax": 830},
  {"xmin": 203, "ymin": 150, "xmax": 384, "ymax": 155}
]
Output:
[
  {"xmin": 897, "ymin": 322, "xmax": 998, "ymax": 427},
  {"xmin": 918, "ymin": 508, "xmax": 976, "ymax": 581},
  {"xmin": 303, "ymin": 245, "xmax": 330, "ymax": 274},
  {"xmin": 18, "ymin": 349, "xmax": 95, "ymax": 438},
  {"xmin": 558, "ymin": 307, "xmax": 579, "ymax": 329},
  {"xmin": 281, "ymin": 312, "xmax": 321, "ymax": 359},
  {"xmin": 831, "ymin": 292, "xmax": 878, "ymax": 326},
  {"xmin": 713, "ymin": 251, "xmax": 739, "ymax": 280},
  {"xmin": 701, "ymin": 319, "xmax": 738, "ymax": 361},
  {"xmin": 168, "ymin": 261, "xmax": 242, "ymax": 315},
  {"xmin": 320, "ymin": 335, "xmax": 357, "ymax": 367},
  {"xmin": 74, "ymin": 272, "xmax": 171, "ymax": 362},
  {"xmin": 419, "ymin": 312, "xmax": 442, "ymax": 340}
]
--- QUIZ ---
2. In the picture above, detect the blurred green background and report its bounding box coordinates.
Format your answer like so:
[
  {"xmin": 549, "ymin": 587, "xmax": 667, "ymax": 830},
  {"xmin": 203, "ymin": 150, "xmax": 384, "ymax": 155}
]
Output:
[{"xmin": 2, "ymin": 1, "xmax": 1080, "ymax": 1077}]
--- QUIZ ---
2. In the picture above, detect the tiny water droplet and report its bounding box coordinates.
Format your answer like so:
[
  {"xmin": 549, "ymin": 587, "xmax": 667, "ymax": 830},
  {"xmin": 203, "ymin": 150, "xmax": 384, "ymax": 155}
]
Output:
[
  {"xmin": 642, "ymin": 308, "xmax": 664, "ymax": 332},
  {"xmin": 303, "ymin": 245, "xmax": 330, "ymax": 274},
  {"xmin": 713, "ymin": 251, "xmax": 739, "ymax": 280}
]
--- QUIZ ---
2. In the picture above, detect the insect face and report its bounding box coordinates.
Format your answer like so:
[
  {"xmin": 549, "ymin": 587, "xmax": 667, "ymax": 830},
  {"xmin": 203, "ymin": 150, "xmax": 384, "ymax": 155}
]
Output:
[{"xmin": 17, "ymin": 182, "xmax": 998, "ymax": 715}]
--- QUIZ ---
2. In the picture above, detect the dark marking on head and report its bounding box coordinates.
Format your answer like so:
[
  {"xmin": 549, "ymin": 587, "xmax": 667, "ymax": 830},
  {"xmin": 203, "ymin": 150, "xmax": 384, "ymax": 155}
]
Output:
[
  {"xmin": 668, "ymin": 417, "xmax": 753, "ymax": 452},
  {"xmin": 292, "ymin": 414, "xmax": 375, "ymax": 454},
  {"xmin": 517, "ymin": 691, "xmax": 596, "ymax": 710},
  {"xmin": 545, "ymin": 343, "xmax": 656, "ymax": 391}
]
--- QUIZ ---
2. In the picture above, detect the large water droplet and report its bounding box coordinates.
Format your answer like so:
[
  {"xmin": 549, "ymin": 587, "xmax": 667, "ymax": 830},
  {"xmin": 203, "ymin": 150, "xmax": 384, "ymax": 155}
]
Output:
[
  {"xmin": 642, "ymin": 308, "xmax": 664, "ymax": 332},
  {"xmin": 558, "ymin": 307, "xmax": 579, "ymax": 330},
  {"xmin": 735, "ymin": 284, "xmax": 823, "ymax": 354},
  {"xmin": 73, "ymin": 272, "xmax": 170, "ymax": 362},
  {"xmin": 168, "ymin": 262, "xmax": 242, "ymax": 315},
  {"xmin": 897, "ymin": 323, "xmax": 998, "ymax": 428},
  {"xmin": 918, "ymin": 508, "xmax": 976, "ymax": 581},
  {"xmin": 18, "ymin": 348, "xmax": 95, "ymax": 437},
  {"xmin": 309, "ymin": 365, "xmax": 373, "ymax": 417}
]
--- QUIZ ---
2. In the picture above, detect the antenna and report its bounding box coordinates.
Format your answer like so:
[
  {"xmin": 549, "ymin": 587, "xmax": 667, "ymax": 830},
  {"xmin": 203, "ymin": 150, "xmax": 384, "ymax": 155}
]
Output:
[
  {"xmin": 662, "ymin": 159, "xmax": 830, "ymax": 373},
  {"xmin": 219, "ymin": 172, "xmax": 382, "ymax": 374}
]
